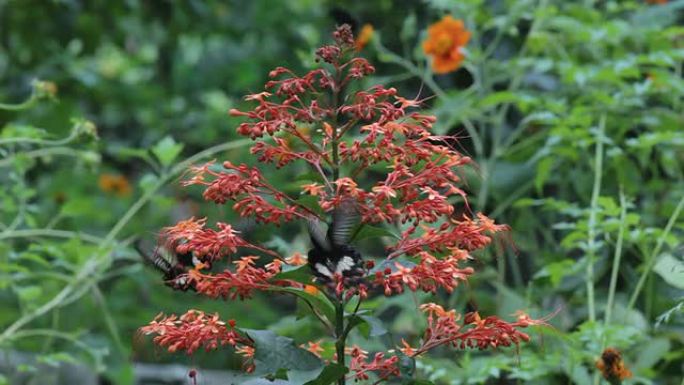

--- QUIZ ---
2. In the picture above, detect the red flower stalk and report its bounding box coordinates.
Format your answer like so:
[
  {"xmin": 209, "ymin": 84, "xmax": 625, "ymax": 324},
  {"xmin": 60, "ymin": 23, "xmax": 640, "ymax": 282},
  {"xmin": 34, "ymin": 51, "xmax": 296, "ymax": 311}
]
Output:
[
  {"xmin": 187, "ymin": 256, "xmax": 284, "ymax": 300},
  {"xmin": 141, "ymin": 25, "xmax": 543, "ymax": 382},
  {"xmin": 373, "ymin": 251, "xmax": 474, "ymax": 295},
  {"xmin": 345, "ymin": 345, "xmax": 400, "ymax": 382},
  {"xmin": 398, "ymin": 304, "xmax": 549, "ymax": 357},
  {"xmin": 140, "ymin": 310, "xmax": 252, "ymax": 356}
]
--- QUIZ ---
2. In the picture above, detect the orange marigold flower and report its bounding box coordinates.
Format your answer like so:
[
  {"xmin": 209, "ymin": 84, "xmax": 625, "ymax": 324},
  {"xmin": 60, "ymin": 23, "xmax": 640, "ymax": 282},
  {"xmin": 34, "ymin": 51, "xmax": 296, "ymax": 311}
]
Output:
[
  {"xmin": 355, "ymin": 24, "xmax": 374, "ymax": 51},
  {"xmin": 98, "ymin": 173, "xmax": 132, "ymax": 197},
  {"xmin": 596, "ymin": 348, "xmax": 632, "ymax": 381},
  {"xmin": 422, "ymin": 15, "xmax": 470, "ymax": 74}
]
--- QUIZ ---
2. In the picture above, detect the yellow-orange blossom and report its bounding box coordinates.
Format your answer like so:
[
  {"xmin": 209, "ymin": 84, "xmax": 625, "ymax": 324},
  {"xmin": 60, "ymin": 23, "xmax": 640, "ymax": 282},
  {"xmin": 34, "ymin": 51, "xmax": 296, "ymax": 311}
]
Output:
[{"xmin": 423, "ymin": 15, "xmax": 470, "ymax": 74}]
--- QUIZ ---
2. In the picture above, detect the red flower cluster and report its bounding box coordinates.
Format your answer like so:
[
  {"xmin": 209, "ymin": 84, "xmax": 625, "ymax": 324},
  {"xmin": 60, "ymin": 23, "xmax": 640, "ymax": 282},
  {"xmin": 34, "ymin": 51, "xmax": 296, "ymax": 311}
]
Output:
[
  {"xmin": 182, "ymin": 161, "xmax": 313, "ymax": 223},
  {"xmin": 398, "ymin": 304, "xmax": 548, "ymax": 356},
  {"xmin": 140, "ymin": 310, "xmax": 253, "ymax": 357},
  {"xmin": 373, "ymin": 252, "xmax": 474, "ymax": 295},
  {"xmin": 188, "ymin": 256, "xmax": 283, "ymax": 300},
  {"xmin": 161, "ymin": 216, "xmax": 285, "ymax": 262},
  {"xmin": 140, "ymin": 25, "xmax": 542, "ymax": 382},
  {"xmin": 346, "ymin": 345, "xmax": 400, "ymax": 382}
]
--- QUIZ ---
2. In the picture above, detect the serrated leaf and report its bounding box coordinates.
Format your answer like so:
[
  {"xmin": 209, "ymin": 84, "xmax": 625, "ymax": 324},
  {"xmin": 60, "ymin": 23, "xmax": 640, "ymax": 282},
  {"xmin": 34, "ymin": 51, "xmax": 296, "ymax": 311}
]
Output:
[
  {"xmin": 654, "ymin": 253, "xmax": 684, "ymax": 289},
  {"xmin": 151, "ymin": 136, "xmax": 183, "ymax": 167}
]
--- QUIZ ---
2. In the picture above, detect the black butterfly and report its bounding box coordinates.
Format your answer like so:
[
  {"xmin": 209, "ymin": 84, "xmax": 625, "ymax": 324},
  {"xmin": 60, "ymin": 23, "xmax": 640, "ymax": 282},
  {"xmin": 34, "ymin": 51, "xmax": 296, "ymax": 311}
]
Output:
[
  {"xmin": 307, "ymin": 199, "xmax": 364, "ymax": 282},
  {"xmin": 135, "ymin": 240, "xmax": 205, "ymax": 291}
]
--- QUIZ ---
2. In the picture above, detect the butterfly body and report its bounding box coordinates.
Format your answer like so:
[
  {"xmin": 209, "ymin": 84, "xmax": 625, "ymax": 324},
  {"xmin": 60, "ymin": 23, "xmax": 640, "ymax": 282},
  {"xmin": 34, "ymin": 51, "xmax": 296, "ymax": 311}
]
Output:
[
  {"xmin": 308, "ymin": 243, "xmax": 363, "ymax": 281},
  {"xmin": 135, "ymin": 240, "xmax": 205, "ymax": 291},
  {"xmin": 306, "ymin": 198, "xmax": 364, "ymax": 283}
]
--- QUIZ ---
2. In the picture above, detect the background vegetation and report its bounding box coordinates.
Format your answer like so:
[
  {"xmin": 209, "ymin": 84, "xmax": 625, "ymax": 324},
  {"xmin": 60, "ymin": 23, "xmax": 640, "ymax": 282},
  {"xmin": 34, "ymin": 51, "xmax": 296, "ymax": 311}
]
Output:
[{"xmin": 0, "ymin": 0, "xmax": 683, "ymax": 384}]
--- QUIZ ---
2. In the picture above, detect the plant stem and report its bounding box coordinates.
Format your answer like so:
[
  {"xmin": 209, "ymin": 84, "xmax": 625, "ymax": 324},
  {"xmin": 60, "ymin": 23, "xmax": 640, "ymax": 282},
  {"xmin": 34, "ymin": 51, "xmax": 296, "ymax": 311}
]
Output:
[
  {"xmin": 0, "ymin": 229, "xmax": 104, "ymax": 244},
  {"xmin": 627, "ymin": 195, "xmax": 684, "ymax": 311},
  {"xmin": 0, "ymin": 146, "xmax": 90, "ymax": 168},
  {"xmin": 0, "ymin": 96, "xmax": 38, "ymax": 111},
  {"xmin": 0, "ymin": 130, "xmax": 78, "ymax": 147},
  {"xmin": 0, "ymin": 139, "xmax": 251, "ymax": 345},
  {"xmin": 335, "ymin": 298, "xmax": 346, "ymax": 385},
  {"xmin": 586, "ymin": 114, "xmax": 606, "ymax": 323},
  {"xmin": 604, "ymin": 188, "xmax": 627, "ymax": 327}
]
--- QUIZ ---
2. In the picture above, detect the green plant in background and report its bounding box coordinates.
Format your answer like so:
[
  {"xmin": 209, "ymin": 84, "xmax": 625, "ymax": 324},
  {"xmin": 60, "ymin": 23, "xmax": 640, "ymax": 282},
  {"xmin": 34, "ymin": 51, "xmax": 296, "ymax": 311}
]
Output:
[
  {"xmin": 361, "ymin": 0, "xmax": 684, "ymax": 383},
  {"xmin": 0, "ymin": 76, "xmax": 255, "ymax": 383},
  {"xmin": 0, "ymin": 0, "xmax": 683, "ymax": 384}
]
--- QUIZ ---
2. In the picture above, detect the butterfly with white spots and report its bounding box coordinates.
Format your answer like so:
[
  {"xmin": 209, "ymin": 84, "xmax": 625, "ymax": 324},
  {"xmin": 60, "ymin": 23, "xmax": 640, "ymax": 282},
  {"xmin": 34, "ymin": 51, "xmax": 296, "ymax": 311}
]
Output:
[
  {"xmin": 307, "ymin": 198, "xmax": 364, "ymax": 282},
  {"xmin": 135, "ymin": 240, "xmax": 206, "ymax": 291}
]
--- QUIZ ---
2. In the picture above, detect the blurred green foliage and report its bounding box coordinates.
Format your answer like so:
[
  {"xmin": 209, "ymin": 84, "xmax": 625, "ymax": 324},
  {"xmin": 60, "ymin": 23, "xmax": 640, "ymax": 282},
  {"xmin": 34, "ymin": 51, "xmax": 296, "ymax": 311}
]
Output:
[{"xmin": 1, "ymin": 0, "xmax": 683, "ymax": 384}]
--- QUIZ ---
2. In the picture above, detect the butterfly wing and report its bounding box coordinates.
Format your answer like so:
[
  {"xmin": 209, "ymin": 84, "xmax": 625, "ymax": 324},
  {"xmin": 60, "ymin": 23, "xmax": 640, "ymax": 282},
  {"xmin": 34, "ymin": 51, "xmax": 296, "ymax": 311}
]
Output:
[
  {"xmin": 135, "ymin": 240, "xmax": 175, "ymax": 276},
  {"xmin": 134, "ymin": 239, "xmax": 193, "ymax": 290},
  {"xmin": 329, "ymin": 198, "xmax": 359, "ymax": 248},
  {"xmin": 307, "ymin": 217, "xmax": 332, "ymax": 252}
]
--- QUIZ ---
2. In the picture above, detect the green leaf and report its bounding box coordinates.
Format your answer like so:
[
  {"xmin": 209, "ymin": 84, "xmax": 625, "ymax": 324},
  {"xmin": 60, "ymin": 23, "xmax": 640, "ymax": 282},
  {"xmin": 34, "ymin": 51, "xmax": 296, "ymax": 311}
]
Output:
[
  {"xmin": 404, "ymin": 380, "xmax": 435, "ymax": 385},
  {"xmin": 269, "ymin": 287, "xmax": 335, "ymax": 326},
  {"xmin": 151, "ymin": 136, "xmax": 183, "ymax": 167},
  {"xmin": 295, "ymin": 195, "xmax": 323, "ymax": 216},
  {"xmin": 400, "ymin": 13, "xmax": 417, "ymax": 44},
  {"xmin": 348, "ymin": 314, "xmax": 388, "ymax": 338},
  {"xmin": 138, "ymin": 172, "xmax": 159, "ymax": 194},
  {"xmin": 295, "ymin": 172, "xmax": 325, "ymax": 183},
  {"xmin": 654, "ymin": 253, "xmax": 684, "ymax": 289},
  {"xmin": 535, "ymin": 157, "xmax": 554, "ymax": 193},
  {"xmin": 245, "ymin": 329, "xmax": 323, "ymax": 383},
  {"xmin": 241, "ymin": 379, "xmax": 292, "ymax": 385},
  {"xmin": 352, "ymin": 225, "xmax": 399, "ymax": 242},
  {"xmin": 303, "ymin": 364, "xmax": 348, "ymax": 385},
  {"xmin": 272, "ymin": 265, "xmax": 312, "ymax": 284},
  {"xmin": 634, "ymin": 337, "xmax": 670, "ymax": 372},
  {"xmin": 534, "ymin": 259, "xmax": 575, "ymax": 288},
  {"xmin": 15, "ymin": 285, "xmax": 43, "ymax": 305}
]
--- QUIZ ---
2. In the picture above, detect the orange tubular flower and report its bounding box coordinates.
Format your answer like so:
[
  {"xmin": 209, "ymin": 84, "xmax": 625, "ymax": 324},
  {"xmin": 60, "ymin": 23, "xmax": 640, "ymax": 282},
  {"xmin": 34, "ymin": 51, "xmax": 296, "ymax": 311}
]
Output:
[{"xmin": 422, "ymin": 15, "xmax": 471, "ymax": 74}]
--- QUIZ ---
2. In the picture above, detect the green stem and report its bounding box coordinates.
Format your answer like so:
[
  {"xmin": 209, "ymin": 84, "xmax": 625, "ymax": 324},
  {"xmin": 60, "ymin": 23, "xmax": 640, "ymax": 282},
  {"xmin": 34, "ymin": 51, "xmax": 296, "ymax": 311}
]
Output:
[
  {"xmin": 0, "ymin": 130, "xmax": 79, "ymax": 147},
  {"xmin": 586, "ymin": 114, "xmax": 606, "ymax": 323},
  {"xmin": 374, "ymin": 40, "xmax": 446, "ymax": 99},
  {"xmin": 604, "ymin": 188, "xmax": 627, "ymax": 327},
  {"xmin": 5, "ymin": 329, "xmax": 103, "ymax": 369},
  {"xmin": 92, "ymin": 285, "xmax": 126, "ymax": 355},
  {"xmin": 0, "ymin": 229, "xmax": 104, "ymax": 244},
  {"xmin": 0, "ymin": 96, "xmax": 38, "ymax": 111},
  {"xmin": 335, "ymin": 299, "xmax": 346, "ymax": 385},
  {"xmin": 627, "ymin": 195, "xmax": 684, "ymax": 311},
  {"xmin": 0, "ymin": 147, "xmax": 89, "ymax": 168},
  {"xmin": 0, "ymin": 139, "xmax": 251, "ymax": 345}
]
